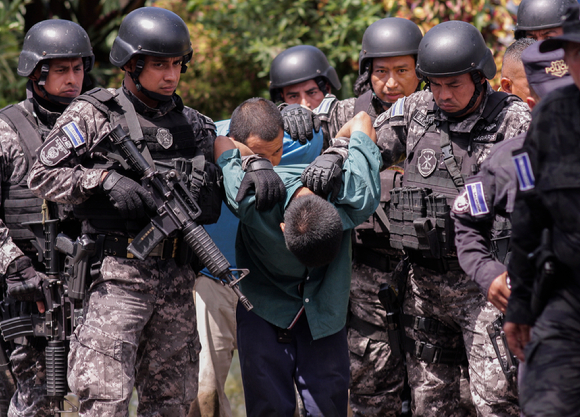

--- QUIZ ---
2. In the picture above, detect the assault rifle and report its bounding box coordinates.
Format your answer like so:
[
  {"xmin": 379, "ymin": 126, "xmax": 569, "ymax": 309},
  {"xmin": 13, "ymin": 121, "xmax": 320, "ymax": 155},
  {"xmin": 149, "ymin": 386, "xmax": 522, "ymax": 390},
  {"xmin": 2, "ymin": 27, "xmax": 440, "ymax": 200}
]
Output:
[
  {"xmin": 486, "ymin": 313, "xmax": 518, "ymax": 383},
  {"xmin": 0, "ymin": 218, "xmax": 79, "ymax": 415},
  {"xmin": 96, "ymin": 124, "xmax": 252, "ymax": 310}
]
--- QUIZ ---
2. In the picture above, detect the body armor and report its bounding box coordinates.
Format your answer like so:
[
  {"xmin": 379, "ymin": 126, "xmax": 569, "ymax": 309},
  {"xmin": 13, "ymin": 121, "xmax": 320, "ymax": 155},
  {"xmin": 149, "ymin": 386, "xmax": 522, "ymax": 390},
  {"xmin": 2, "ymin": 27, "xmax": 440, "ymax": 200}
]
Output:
[
  {"xmin": 72, "ymin": 88, "xmax": 219, "ymax": 235},
  {"xmin": 389, "ymin": 92, "xmax": 513, "ymax": 260}
]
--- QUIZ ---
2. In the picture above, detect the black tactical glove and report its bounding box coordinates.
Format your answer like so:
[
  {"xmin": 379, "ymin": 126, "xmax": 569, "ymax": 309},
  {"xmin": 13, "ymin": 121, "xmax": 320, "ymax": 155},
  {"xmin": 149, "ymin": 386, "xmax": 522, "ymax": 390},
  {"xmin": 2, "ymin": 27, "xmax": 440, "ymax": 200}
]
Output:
[
  {"xmin": 280, "ymin": 104, "xmax": 321, "ymax": 145},
  {"xmin": 301, "ymin": 153, "xmax": 344, "ymax": 202},
  {"xmin": 100, "ymin": 170, "xmax": 157, "ymax": 219},
  {"xmin": 6, "ymin": 256, "xmax": 44, "ymax": 302},
  {"xmin": 236, "ymin": 156, "xmax": 286, "ymax": 211}
]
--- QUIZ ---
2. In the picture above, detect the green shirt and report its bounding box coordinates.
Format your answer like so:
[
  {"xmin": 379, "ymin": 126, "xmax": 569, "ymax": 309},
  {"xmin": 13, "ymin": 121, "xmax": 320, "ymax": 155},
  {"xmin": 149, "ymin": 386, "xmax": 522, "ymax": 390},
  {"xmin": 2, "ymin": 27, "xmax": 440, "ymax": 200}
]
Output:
[{"xmin": 218, "ymin": 131, "xmax": 381, "ymax": 339}]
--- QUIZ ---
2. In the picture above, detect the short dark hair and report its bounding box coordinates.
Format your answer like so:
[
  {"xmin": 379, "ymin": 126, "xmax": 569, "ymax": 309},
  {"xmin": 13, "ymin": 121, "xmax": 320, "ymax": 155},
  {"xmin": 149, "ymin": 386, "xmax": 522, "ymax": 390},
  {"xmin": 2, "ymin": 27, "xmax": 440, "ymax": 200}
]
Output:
[
  {"xmin": 283, "ymin": 194, "xmax": 343, "ymax": 267},
  {"xmin": 503, "ymin": 38, "xmax": 536, "ymax": 70},
  {"xmin": 229, "ymin": 97, "xmax": 284, "ymax": 144}
]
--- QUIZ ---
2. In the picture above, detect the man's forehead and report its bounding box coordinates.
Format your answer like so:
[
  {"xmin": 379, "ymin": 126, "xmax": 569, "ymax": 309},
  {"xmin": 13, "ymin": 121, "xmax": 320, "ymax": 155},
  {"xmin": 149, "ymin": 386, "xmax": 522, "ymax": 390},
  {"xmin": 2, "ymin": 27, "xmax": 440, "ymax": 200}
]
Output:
[
  {"xmin": 429, "ymin": 73, "xmax": 471, "ymax": 84},
  {"xmin": 49, "ymin": 57, "xmax": 83, "ymax": 67},
  {"xmin": 283, "ymin": 79, "xmax": 318, "ymax": 92}
]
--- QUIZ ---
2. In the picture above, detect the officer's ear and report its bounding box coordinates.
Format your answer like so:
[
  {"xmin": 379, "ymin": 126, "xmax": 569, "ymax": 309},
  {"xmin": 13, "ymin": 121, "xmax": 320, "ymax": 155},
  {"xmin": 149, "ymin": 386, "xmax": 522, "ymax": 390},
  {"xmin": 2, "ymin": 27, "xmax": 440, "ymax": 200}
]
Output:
[
  {"xmin": 500, "ymin": 77, "xmax": 513, "ymax": 94},
  {"xmin": 526, "ymin": 96, "xmax": 537, "ymax": 110}
]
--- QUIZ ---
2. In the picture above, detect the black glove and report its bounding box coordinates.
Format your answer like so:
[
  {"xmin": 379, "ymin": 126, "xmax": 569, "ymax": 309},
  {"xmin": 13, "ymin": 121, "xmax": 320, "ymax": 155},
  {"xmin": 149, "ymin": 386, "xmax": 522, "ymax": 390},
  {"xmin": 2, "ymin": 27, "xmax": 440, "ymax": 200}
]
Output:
[
  {"xmin": 235, "ymin": 157, "xmax": 286, "ymax": 211},
  {"xmin": 301, "ymin": 153, "xmax": 344, "ymax": 202},
  {"xmin": 6, "ymin": 257, "xmax": 44, "ymax": 302},
  {"xmin": 280, "ymin": 104, "xmax": 321, "ymax": 145},
  {"xmin": 100, "ymin": 170, "xmax": 157, "ymax": 219}
]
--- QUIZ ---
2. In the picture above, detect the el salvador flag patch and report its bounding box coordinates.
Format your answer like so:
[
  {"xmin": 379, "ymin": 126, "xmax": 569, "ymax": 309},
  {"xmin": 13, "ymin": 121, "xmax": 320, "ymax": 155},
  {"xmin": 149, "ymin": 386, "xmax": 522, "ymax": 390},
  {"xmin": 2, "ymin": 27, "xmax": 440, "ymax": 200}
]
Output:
[
  {"xmin": 62, "ymin": 121, "xmax": 85, "ymax": 148},
  {"xmin": 512, "ymin": 152, "xmax": 535, "ymax": 191},
  {"xmin": 466, "ymin": 182, "xmax": 489, "ymax": 216}
]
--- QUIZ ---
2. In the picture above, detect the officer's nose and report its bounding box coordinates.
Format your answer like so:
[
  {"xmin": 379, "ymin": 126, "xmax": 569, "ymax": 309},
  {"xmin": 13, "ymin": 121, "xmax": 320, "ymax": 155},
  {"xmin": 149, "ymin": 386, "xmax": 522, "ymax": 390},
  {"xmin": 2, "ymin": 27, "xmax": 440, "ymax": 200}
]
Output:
[
  {"xmin": 386, "ymin": 75, "xmax": 398, "ymax": 90},
  {"xmin": 300, "ymin": 94, "xmax": 311, "ymax": 109}
]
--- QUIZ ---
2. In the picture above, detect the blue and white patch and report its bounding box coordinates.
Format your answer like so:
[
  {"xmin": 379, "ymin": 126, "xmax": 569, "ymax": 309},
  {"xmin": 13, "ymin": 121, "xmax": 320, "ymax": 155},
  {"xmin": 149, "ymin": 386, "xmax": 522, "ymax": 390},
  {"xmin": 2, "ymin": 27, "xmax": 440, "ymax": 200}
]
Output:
[
  {"xmin": 512, "ymin": 152, "xmax": 535, "ymax": 191},
  {"xmin": 61, "ymin": 121, "xmax": 85, "ymax": 148},
  {"xmin": 466, "ymin": 182, "xmax": 489, "ymax": 216},
  {"xmin": 313, "ymin": 96, "xmax": 336, "ymax": 115},
  {"xmin": 391, "ymin": 97, "xmax": 406, "ymax": 117}
]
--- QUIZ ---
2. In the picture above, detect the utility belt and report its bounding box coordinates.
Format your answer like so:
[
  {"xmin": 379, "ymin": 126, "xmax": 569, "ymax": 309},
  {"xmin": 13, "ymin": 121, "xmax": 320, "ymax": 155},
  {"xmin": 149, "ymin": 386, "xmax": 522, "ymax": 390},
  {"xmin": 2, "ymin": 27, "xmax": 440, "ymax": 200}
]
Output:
[
  {"xmin": 352, "ymin": 247, "xmax": 399, "ymax": 273},
  {"xmin": 389, "ymin": 187, "xmax": 454, "ymax": 259}
]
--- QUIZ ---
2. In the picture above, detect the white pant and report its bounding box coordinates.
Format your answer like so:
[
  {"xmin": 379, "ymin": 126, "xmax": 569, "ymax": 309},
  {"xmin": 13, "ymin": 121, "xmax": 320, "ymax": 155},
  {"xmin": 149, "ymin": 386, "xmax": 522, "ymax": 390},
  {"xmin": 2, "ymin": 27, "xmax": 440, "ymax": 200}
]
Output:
[{"xmin": 192, "ymin": 275, "xmax": 238, "ymax": 417}]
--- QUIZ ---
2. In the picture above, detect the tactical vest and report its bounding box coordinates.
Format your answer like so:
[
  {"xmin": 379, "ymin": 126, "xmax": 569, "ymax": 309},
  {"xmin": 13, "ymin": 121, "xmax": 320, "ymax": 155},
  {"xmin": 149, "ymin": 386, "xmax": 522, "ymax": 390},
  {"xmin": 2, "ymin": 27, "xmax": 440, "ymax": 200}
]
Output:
[
  {"xmin": 389, "ymin": 92, "xmax": 513, "ymax": 259},
  {"xmin": 71, "ymin": 88, "xmax": 217, "ymax": 235},
  {"xmin": 353, "ymin": 89, "xmax": 380, "ymax": 124},
  {"xmin": 0, "ymin": 100, "xmax": 50, "ymax": 241}
]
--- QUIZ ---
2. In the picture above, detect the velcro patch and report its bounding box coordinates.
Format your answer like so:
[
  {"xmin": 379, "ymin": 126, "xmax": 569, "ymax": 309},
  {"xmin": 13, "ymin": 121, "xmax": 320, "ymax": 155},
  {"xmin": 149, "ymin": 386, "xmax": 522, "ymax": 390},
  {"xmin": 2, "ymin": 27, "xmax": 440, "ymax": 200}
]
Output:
[
  {"xmin": 62, "ymin": 121, "xmax": 85, "ymax": 148},
  {"xmin": 38, "ymin": 135, "xmax": 72, "ymax": 167},
  {"xmin": 452, "ymin": 190, "xmax": 470, "ymax": 214},
  {"xmin": 466, "ymin": 182, "xmax": 489, "ymax": 216},
  {"xmin": 313, "ymin": 96, "xmax": 336, "ymax": 115},
  {"xmin": 512, "ymin": 152, "xmax": 535, "ymax": 191}
]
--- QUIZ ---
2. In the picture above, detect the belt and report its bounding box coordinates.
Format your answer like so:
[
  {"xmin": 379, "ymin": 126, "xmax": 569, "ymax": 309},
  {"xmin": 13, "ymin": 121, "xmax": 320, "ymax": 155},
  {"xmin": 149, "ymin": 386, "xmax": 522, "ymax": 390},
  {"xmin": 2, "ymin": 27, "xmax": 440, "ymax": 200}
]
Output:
[
  {"xmin": 401, "ymin": 314, "xmax": 459, "ymax": 335},
  {"xmin": 348, "ymin": 314, "xmax": 388, "ymax": 342},
  {"xmin": 403, "ymin": 335, "xmax": 465, "ymax": 365},
  {"xmin": 353, "ymin": 248, "xmax": 397, "ymax": 273},
  {"xmin": 100, "ymin": 235, "xmax": 179, "ymax": 259}
]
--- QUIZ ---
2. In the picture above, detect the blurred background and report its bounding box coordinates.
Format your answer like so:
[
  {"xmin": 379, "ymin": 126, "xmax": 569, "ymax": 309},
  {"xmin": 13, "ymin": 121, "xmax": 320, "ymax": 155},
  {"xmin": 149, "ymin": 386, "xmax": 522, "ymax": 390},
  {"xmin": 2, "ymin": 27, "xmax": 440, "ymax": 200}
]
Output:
[{"xmin": 1, "ymin": 0, "xmax": 520, "ymax": 121}]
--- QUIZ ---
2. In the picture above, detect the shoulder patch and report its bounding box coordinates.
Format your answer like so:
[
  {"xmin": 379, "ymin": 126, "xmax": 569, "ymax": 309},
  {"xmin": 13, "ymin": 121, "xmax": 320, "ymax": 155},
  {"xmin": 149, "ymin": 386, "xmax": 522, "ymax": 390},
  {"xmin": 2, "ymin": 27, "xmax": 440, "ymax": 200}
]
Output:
[
  {"xmin": 512, "ymin": 152, "xmax": 535, "ymax": 191},
  {"xmin": 452, "ymin": 190, "xmax": 470, "ymax": 214},
  {"xmin": 38, "ymin": 135, "xmax": 72, "ymax": 167},
  {"xmin": 313, "ymin": 96, "xmax": 336, "ymax": 115},
  {"xmin": 61, "ymin": 122, "xmax": 85, "ymax": 148},
  {"xmin": 465, "ymin": 182, "xmax": 489, "ymax": 216}
]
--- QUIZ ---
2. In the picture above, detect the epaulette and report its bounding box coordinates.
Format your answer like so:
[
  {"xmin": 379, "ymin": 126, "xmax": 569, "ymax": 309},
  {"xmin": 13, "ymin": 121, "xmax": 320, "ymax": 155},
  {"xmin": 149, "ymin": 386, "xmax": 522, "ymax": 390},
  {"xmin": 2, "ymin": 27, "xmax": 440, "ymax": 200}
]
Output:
[{"xmin": 313, "ymin": 95, "xmax": 337, "ymax": 116}]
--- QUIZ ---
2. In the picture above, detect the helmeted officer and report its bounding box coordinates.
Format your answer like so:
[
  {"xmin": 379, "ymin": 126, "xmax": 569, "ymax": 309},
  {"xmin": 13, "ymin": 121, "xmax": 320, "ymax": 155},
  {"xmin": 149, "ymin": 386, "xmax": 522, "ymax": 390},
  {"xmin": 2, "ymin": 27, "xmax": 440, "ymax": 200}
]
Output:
[
  {"xmin": 269, "ymin": 45, "xmax": 341, "ymax": 110},
  {"xmin": 373, "ymin": 20, "xmax": 531, "ymax": 416},
  {"xmin": 514, "ymin": 0, "xmax": 576, "ymax": 40},
  {"xmin": 310, "ymin": 17, "xmax": 423, "ymax": 417},
  {"xmin": 0, "ymin": 19, "xmax": 93, "ymax": 417},
  {"xmin": 26, "ymin": 7, "xmax": 232, "ymax": 416},
  {"xmin": 506, "ymin": 4, "xmax": 580, "ymax": 415},
  {"xmin": 316, "ymin": 17, "xmax": 423, "ymax": 143}
]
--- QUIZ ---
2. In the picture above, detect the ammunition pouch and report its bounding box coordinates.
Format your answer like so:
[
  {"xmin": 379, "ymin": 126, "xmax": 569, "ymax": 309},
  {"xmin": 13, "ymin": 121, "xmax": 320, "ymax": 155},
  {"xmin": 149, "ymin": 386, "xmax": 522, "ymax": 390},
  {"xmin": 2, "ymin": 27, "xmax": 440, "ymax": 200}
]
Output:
[{"xmin": 389, "ymin": 187, "xmax": 454, "ymax": 259}]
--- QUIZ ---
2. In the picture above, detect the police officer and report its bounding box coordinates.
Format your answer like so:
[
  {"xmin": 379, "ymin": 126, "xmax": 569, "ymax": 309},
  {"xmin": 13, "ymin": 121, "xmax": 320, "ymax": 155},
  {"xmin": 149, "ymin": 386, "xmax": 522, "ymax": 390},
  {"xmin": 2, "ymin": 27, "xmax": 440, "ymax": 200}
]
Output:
[
  {"xmin": 0, "ymin": 19, "xmax": 93, "ymax": 417},
  {"xmin": 313, "ymin": 17, "xmax": 423, "ymax": 417},
  {"xmin": 505, "ymin": 4, "xmax": 580, "ymax": 415},
  {"xmin": 453, "ymin": 41, "xmax": 573, "ymax": 314},
  {"xmin": 26, "ymin": 8, "xmax": 228, "ymax": 416},
  {"xmin": 514, "ymin": 0, "xmax": 576, "ymax": 41},
  {"xmin": 269, "ymin": 45, "xmax": 340, "ymax": 149},
  {"xmin": 317, "ymin": 18, "xmax": 423, "ymax": 138},
  {"xmin": 373, "ymin": 21, "xmax": 531, "ymax": 416}
]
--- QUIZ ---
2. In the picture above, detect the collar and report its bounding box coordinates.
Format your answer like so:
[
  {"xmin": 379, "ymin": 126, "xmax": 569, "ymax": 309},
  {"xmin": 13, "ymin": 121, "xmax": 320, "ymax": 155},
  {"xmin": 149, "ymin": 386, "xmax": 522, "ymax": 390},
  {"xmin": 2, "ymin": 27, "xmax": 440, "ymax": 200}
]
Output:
[{"xmin": 121, "ymin": 83, "xmax": 183, "ymax": 119}]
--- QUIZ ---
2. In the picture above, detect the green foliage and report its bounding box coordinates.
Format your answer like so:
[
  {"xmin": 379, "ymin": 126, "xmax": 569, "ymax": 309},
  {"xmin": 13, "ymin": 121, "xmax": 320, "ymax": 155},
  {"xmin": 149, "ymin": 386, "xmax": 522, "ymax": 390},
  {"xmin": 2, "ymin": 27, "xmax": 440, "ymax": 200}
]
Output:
[{"xmin": 0, "ymin": 0, "xmax": 29, "ymax": 107}]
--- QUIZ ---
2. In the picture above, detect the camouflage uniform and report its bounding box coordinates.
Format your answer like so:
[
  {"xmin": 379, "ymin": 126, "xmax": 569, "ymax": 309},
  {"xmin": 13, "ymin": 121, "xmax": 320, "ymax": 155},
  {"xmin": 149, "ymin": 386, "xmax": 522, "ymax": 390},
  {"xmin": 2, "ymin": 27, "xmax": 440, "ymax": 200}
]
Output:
[
  {"xmin": 28, "ymin": 86, "xmax": 214, "ymax": 417},
  {"xmin": 317, "ymin": 93, "xmax": 408, "ymax": 416},
  {"xmin": 375, "ymin": 84, "xmax": 531, "ymax": 416},
  {"xmin": 507, "ymin": 83, "xmax": 580, "ymax": 417},
  {"xmin": 0, "ymin": 94, "xmax": 69, "ymax": 417}
]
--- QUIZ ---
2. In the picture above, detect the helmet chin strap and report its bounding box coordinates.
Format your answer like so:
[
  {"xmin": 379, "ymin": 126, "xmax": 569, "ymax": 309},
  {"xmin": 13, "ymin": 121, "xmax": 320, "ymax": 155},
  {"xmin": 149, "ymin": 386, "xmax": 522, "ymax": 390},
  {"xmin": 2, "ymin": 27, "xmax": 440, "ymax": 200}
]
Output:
[
  {"xmin": 371, "ymin": 83, "xmax": 393, "ymax": 110},
  {"xmin": 36, "ymin": 63, "xmax": 75, "ymax": 105},
  {"xmin": 439, "ymin": 72, "xmax": 485, "ymax": 119},
  {"xmin": 129, "ymin": 57, "xmax": 174, "ymax": 103}
]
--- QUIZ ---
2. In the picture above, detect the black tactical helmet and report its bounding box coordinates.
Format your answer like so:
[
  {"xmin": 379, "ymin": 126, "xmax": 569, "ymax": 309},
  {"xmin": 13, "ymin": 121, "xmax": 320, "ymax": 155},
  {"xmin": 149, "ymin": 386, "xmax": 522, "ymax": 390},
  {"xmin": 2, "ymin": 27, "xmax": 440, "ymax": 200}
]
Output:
[
  {"xmin": 359, "ymin": 17, "xmax": 423, "ymax": 75},
  {"xmin": 109, "ymin": 7, "xmax": 193, "ymax": 68},
  {"xmin": 269, "ymin": 45, "xmax": 341, "ymax": 101},
  {"xmin": 515, "ymin": 0, "xmax": 576, "ymax": 39},
  {"xmin": 17, "ymin": 19, "xmax": 94, "ymax": 77},
  {"xmin": 416, "ymin": 21, "xmax": 496, "ymax": 80}
]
